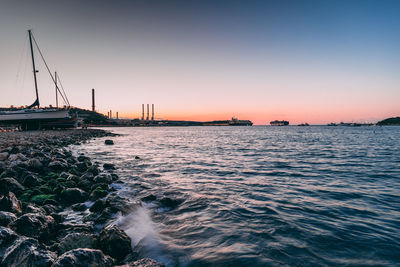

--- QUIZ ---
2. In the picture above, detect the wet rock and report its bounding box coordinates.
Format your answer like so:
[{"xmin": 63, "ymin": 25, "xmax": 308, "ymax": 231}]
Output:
[
  {"xmin": 42, "ymin": 204, "xmax": 58, "ymax": 215},
  {"xmin": 87, "ymin": 165, "xmax": 100, "ymax": 175},
  {"xmin": 8, "ymin": 153, "xmax": 27, "ymax": 162},
  {"xmin": 99, "ymin": 224, "xmax": 132, "ymax": 260},
  {"xmin": 90, "ymin": 187, "xmax": 108, "ymax": 200},
  {"xmin": 30, "ymin": 194, "xmax": 57, "ymax": 205},
  {"xmin": 24, "ymin": 204, "xmax": 46, "ymax": 214},
  {"xmin": 105, "ymin": 139, "xmax": 114, "ymax": 145},
  {"xmin": 89, "ymin": 199, "xmax": 108, "ymax": 213},
  {"xmin": 84, "ymin": 207, "xmax": 114, "ymax": 224},
  {"xmin": 80, "ymin": 171, "xmax": 95, "ymax": 181},
  {"xmin": 93, "ymin": 173, "xmax": 112, "ymax": 184},
  {"xmin": 0, "ymin": 169, "xmax": 17, "ymax": 179},
  {"xmin": 22, "ymin": 172, "xmax": 41, "ymax": 187},
  {"xmin": 10, "ymin": 212, "xmax": 55, "ymax": 240},
  {"xmin": 106, "ymin": 194, "xmax": 130, "ymax": 214},
  {"xmin": 0, "ymin": 211, "xmax": 17, "ymax": 227},
  {"xmin": 0, "ymin": 192, "xmax": 22, "ymax": 214},
  {"xmin": 53, "ymin": 248, "xmax": 113, "ymax": 267},
  {"xmin": 116, "ymin": 258, "xmax": 165, "ymax": 267},
  {"xmin": 77, "ymin": 179, "xmax": 93, "ymax": 192},
  {"xmin": 134, "ymin": 156, "xmax": 141, "ymax": 160},
  {"xmin": 0, "ymin": 177, "xmax": 25, "ymax": 196},
  {"xmin": 0, "ymin": 152, "xmax": 9, "ymax": 161},
  {"xmin": 0, "ymin": 226, "xmax": 19, "ymax": 258},
  {"xmin": 160, "ymin": 197, "xmax": 183, "ymax": 209},
  {"xmin": 28, "ymin": 158, "xmax": 44, "ymax": 172},
  {"xmin": 48, "ymin": 161, "xmax": 68, "ymax": 172},
  {"xmin": 103, "ymin": 163, "xmax": 115, "ymax": 170},
  {"xmin": 61, "ymin": 188, "xmax": 88, "ymax": 204},
  {"xmin": 141, "ymin": 194, "xmax": 157, "ymax": 202},
  {"xmin": 1, "ymin": 237, "xmax": 57, "ymax": 267},
  {"xmin": 72, "ymin": 203, "xmax": 88, "ymax": 211},
  {"xmin": 76, "ymin": 161, "xmax": 88, "ymax": 172},
  {"xmin": 58, "ymin": 232, "xmax": 98, "ymax": 254}
]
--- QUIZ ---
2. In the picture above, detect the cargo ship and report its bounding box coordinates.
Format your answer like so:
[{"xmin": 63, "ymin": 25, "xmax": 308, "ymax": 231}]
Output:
[
  {"xmin": 270, "ymin": 120, "xmax": 289, "ymax": 126},
  {"xmin": 204, "ymin": 117, "xmax": 253, "ymax": 126}
]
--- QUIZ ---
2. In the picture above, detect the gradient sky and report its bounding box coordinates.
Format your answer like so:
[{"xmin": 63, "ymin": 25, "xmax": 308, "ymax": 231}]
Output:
[{"xmin": 0, "ymin": 0, "xmax": 399, "ymax": 124}]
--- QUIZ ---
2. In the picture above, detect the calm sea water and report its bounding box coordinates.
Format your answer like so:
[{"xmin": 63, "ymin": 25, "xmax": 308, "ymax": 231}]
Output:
[{"xmin": 77, "ymin": 126, "xmax": 400, "ymax": 266}]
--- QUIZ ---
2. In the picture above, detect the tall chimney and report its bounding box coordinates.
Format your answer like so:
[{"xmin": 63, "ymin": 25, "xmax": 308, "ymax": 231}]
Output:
[
  {"xmin": 151, "ymin": 104, "xmax": 154, "ymax": 121},
  {"xmin": 146, "ymin": 104, "xmax": 149, "ymax": 121},
  {"xmin": 91, "ymin": 88, "xmax": 95, "ymax": 112},
  {"xmin": 116, "ymin": 112, "xmax": 119, "ymax": 120},
  {"xmin": 142, "ymin": 104, "xmax": 144, "ymax": 121},
  {"xmin": 110, "ymin": 110, "xmax": 112, "ymax": 119},
  {"xmin": 107, "ymin": 111, "xmax": 109, "ymax": 118}
]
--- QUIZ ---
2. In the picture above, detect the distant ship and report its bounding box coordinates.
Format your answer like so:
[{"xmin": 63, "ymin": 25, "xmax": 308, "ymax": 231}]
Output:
[
  {"xmin": 0, "ymin": 30, "xmax": 77, "ymax": 130},
  {"xmin": 298, "ymin": 123, "xmax": 310, "ymax": 126},
  {"xmin": 204, "ymin": 117, "xmax": 253, "ymax": 126},
  {"xmin": 270, "ymin": 120, "xmax": 289, "ymax": 126}
]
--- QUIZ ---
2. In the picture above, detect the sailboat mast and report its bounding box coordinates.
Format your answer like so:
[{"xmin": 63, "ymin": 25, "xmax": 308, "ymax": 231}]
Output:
[
  {"xmin": 55, "ymin": 71, "xmax": 58, "ymax": 108},
  {"xmin": 28, "ymin": 30, "xmax": 40, "ymax": 107}
]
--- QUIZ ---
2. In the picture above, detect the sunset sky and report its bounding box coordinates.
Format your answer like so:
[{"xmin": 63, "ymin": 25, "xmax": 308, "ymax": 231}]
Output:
[{"xmin": 0, "ymin": 0, "xmax": 399, "ymax": 124}]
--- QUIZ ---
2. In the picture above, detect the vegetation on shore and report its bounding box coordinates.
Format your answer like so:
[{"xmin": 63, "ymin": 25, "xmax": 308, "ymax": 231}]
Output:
[{"xmin": 377, "ymin": 117, "xmax": 400, "ymax": 126}]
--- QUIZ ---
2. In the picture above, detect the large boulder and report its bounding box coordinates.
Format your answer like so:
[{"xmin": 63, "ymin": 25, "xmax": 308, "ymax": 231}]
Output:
[
  {"xmin": 103, "ymin": 163, "xmax": 115, "ymax": 170},
  {"xmin": 0, "ymin": 177, "xmax": 25, "ymax": 196},
  {"xmin": 0, "ymin": 152, "xmax": 8, "ymax": 161},
  {"xmin": 99, "ymin": 224, "xmax": 132, "ymax": 260},
  {"xmin": 60, "ymin": 188, "xmax": 88, "ymax": 204},
  {"xmin": 28, "ymin": 158, "xmax": 44, "ymax": 172},
  {"xmin": 53, "ymin": 248, "xmax": 113, "ymax": 267},
  {"xmin": 21, "ymin": 172, "xmax": 41, "ymax": 187},
  {"xmin": 58, "ymin": 232, "xmax": 98, "ymax": 254},
  {"xmin": 0, "ymin": 192, "xmax": 22, "ymax": 214},
  {"xmin": 116, "ymin": 258, "xmax": 165, "ymax": 267},
  {"xmin": 0, "ymin": 211, "xmax": 17, "ymax": 227},
  {"xmin": 0, "ymin": 236, "xmax": 57, "ymax": 267},
  {"xmin": 0, "ymin": 226, "xmax": 19, "ymax": 258},
  {"xmin": 10, "ymin": 213, "xmax": 55, "ymax": 240}
]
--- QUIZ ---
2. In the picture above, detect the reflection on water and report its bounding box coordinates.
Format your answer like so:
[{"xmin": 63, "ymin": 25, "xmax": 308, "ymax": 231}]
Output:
[{"xmin": 77, "ymin": 126, "xmax": 400, "ymax": 266}]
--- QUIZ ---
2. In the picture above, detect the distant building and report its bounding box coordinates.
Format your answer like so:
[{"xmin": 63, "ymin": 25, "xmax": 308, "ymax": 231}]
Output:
[{"xmin": 270, "ymin": 120, "xmax": 289, "ymax": 126}]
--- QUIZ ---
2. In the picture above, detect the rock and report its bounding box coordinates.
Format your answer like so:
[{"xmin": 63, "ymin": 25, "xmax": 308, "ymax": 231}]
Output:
[
  {"xmin": 53, "ymin": 248, "xmax": 113, "ymax": 267},
  {"xmin": 84, "ymin": 207, "xmax": 114, "ymax": 224},
  {"xmin": 87, "ymin": 165, "xmax": 100, "ymax": 175},
  {"xmin": 159, "ymin": 197, "xmax": 183, "ymax": 209},
  {"xmin": 28, "ymin": 158, "xmax": 44, "ymax": 171},
  {"xmin": 134, "ymin": 156, "xmax": 141, "ymax": 160},
  {"xmin": 93, "ymin": 173, "xmax": 112, "ymax": 184},
  {"xmin": 0, "ymin": 192, "xmax": 22, "ymax": 214},
  {"xmin": 103, "ymin": 163, "xmax": 115, "ymax": 170},
  {"xmin": 1, "ymin": 237, "xmax": 57, "ymax": 267},
  {"xmin": 89, "ymin": 199, "xmax": 108, "ymax": 213},
  {"xmin": 48, "ymin": 161, "xmax": 68, "ymax": 172},
  {"xmin": 7, "ymin": 153, "xmax": 27, "ymax": 162},
  {"xmin": 22, "ymin": 172, "xmax": 41, "ymax": 187},
  {"xmin": 61, "ymin": 188, "xmax": 88, "ymax": 204},
  {"xmin": 0, "ymin": 152, "xmax": 8, "ymax": 161},
  {"xmin": 71, "ymin": 203, "xmax": 87, "ymax": 211},
  {"xmin": 10, "ymin": 213, "xmax": 55, "ymax": 240},
  {"xmin": 30, "ymin": 194, "xmax": 57, "ymax": 205},
  {"xmin": 90, "ymin": 187, "xmax": 108, "ymax": 200},
  {"xmin": 76, "ymin": 161, "xmax": 88, "ymax": 172},
  {"xmin": 58, "ymin": 233, "xmax": 98, "ymax": 254},
  {"xmin": 0, "ymin": 177, "xmax": 25, "ymax": 196},
  {"xmin": 99, "ymin": 224, "xmax": 132, "ymax": 260},
  {"xmin": 141, "ymin": 194, "xmax": 157, "ymax": 202},
  {"xmin": 0, "ymin": 226, "xmax": 19, "ymax": 258},
  {"xmin": 116, "ymin": 258, "xmax": 165, "ymax": 267},
  {"xmin": 104, "ymin": 139, "xmax": 114, "ymax": 145},
  {"xmin": 24, "ymin": 204, "xmax": 46, "ymax": 214},
  {"xmin": 0, "ymin": 211, "xmax": 17, "ymax": 227}
]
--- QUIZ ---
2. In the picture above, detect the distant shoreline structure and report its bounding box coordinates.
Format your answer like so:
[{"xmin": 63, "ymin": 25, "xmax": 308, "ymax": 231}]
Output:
[{"xmin": 270, "ymin": 120, "xmax": 289, "ymax": 126}]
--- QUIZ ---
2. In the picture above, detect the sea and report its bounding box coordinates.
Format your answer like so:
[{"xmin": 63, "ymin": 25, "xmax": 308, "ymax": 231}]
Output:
[{"xmin": 76, "ymin": 126, "xmax": 400, "ymax": 266}]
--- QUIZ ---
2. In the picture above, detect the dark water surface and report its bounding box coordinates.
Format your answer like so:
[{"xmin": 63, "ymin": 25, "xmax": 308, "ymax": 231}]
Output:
[{"xmin": 76, "ymin": 126, "xmax": 400, "ymax": 266}]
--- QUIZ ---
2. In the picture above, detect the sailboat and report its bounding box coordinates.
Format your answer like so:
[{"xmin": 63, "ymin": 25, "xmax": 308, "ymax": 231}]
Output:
[{"xmin": 0, "ymin": 30, "xmax": 77, "ymax": 130}]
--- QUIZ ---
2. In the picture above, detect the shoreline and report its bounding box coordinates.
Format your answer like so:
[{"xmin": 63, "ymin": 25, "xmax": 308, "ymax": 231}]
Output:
[{"xmin": 0, "ymin": 129, "xmax": 164, "ymax": 266}]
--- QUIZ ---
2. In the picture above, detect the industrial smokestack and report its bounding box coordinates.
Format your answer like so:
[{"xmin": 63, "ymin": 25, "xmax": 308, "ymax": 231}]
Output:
[
  {"xmin": 110, "ymin": 110, "xmax": 112, "ymax": 119},
  {"xmin": 116, "ymin": 112, "xmax": 119, "ymax": 120},
  {"xmin": 92, "ymin": 88, "xmax": 95, "ymax": 112},
  {"xmin": 146, "ymin": 104, "xmax": 149, "ymax": 121},
  {"xmin": 151, "ymin": 104, "xmax": 154, "ymax": 121},
  {"xmin": 142, "ymin": 104, "xmax": 144, "ymax": 121},
  {"xmin": 107, "ymin": 111, "xmax": 109, "ymax": 118}
]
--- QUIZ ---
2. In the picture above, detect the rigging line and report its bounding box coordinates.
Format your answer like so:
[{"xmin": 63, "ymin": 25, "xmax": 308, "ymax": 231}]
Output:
[
  {"xmin": 55, "ymin": 73, "xmax": 71, "ymax": 106},
  {"xmin": 30, "ymin": 32, "xmax": 69, "ymax": 106},
  {"xmin": 54, "ymin": 72, "xmax": 68, "ymax": 106}
]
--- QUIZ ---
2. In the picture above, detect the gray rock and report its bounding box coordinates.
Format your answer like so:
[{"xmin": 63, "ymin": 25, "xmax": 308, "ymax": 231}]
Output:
[
  {"xmin": 53, "ymin": 248, "xmax": 113, "ymax": 267},
  {"xmin": 93, "ymin": 173, "xmax": 112, "ymax": 184},
  {"xmin": 0, "ymin": 177, "xmax": 25, "ymax": 196},
  {"xmin": 71, "ymin": 203, "xmax": 87, "ymax": 211},
  {"xmin": 89, "ymin": 199, "xmax": 108, "ymax": 213},
  {"xmin": 0, "ymin": 152, "xmax": 8, "ymax": 161},
  {"xmin": 61, "ymin": 188, "xmax": 88, "ymax": 204},
  {"xmin": 1, "ymin": 237, "xmax": 57, "ymax": 267},
  {"xmin": 116, "ymin": 258, "xmax": 165, "ymax": 267},
  {"xmin": 22, "ymin": 172, "xmax": 41, "ymax": 187},
  {"xmin": 87, "ymin": 165, "xmax": 100, "ymax": 175},
  {"xmin": 99, "ymin": 224, "xmax": 132, "ymax": 260},
  {"xmin": 0, "ymin": 211, "xmax": 17, "ymax": 227},
  {"xmin": 58, "ymin": 232, "xmax": 98, "ymax": 254},
  {"xmin": 48, "ymin": 161, "xmax": 68, "ymax": 172},
  {"xmin": 10, "ymin": 212, "xmax": 55, "ymax": 240},
  {"xmin": 7, "ymin": 153, "xmax": 27, "ymax": 162},
  {"xmin": 0, "ymin": 226, "xmax": 19, "ymax": 258},
  {"xmin": 0, "ymin": 192, "xmax": 22, "ymax": 214},
  {"xmin": 103, "ymin": 163, "xmax": 115, "ymax": 170},
  {"xmin": 28, "ymin": 158, "xmax": 44, "ymax": 171}
]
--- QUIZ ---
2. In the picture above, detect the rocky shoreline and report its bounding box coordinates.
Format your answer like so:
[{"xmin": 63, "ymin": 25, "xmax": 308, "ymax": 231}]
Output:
[{"xmin": 0, "ymin": 129, "xmax": 164, "ymax": 267}]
